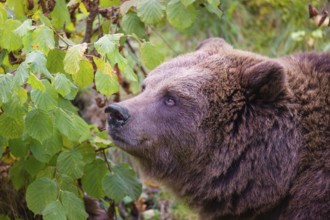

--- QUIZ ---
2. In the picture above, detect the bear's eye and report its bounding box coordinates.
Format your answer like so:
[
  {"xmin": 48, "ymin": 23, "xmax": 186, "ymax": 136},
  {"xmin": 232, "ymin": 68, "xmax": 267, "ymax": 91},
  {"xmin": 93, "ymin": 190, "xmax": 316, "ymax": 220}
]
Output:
[
  {"xmin": 141, "ymin": 84, "xmax": 146, "ymax": 92},
  {"xmin": 164, "ymin": 96, "xmax": 176, "ymax": 107}
]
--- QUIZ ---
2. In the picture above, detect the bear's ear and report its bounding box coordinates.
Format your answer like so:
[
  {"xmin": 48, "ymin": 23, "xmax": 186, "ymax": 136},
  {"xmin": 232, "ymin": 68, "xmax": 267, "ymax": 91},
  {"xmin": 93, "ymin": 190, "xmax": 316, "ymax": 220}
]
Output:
[
  {"xmin": 196, "ymin": 38, "xmax": 233, "ymax": 53},
  {"xmin": 241, "ymin": 60, "xmax": 286, "ymax": 102}
]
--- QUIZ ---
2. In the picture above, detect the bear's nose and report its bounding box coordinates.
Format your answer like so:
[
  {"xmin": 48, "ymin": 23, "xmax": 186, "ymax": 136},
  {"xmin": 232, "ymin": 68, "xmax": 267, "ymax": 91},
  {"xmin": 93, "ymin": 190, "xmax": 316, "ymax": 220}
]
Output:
[{"xmin": 105, "ymin": 104, "xmax": 130, "ymax": 129}]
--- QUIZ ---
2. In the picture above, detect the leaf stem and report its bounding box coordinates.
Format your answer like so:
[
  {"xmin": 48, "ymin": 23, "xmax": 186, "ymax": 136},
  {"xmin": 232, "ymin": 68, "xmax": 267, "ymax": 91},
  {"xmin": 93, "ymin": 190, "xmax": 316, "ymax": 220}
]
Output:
[{"xmin": 102, "ymin": 149, "xmax": 112, "ymax": 172}]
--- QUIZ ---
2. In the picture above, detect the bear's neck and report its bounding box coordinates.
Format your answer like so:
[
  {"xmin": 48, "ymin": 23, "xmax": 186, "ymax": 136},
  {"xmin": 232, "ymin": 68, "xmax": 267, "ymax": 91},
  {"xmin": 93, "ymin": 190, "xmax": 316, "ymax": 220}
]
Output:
[
  {"xmin": 203, "ymin": 110, "xmax": 299, "ymax": 219},
  {"xmin": 139, "ymin": 105, "xmax": 300, "ymax": 219}
]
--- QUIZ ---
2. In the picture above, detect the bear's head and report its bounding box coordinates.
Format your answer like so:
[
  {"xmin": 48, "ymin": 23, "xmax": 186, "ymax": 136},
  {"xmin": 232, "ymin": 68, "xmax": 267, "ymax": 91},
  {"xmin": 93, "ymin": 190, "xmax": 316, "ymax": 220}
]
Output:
[{"xmin": 106, "ymin": 38, "xmax": 300, "ymax": 217}]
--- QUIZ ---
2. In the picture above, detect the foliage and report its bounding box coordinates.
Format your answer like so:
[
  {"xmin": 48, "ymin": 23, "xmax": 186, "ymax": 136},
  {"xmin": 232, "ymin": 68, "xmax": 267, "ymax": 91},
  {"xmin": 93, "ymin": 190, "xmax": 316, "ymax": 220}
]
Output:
[
  {"xmin": 0, "ymin": 0, "xmax": 222, "ymax": 219},
  {"xmin": 0, "ymin": 0, "xmax": 329, "ymax": 219}
]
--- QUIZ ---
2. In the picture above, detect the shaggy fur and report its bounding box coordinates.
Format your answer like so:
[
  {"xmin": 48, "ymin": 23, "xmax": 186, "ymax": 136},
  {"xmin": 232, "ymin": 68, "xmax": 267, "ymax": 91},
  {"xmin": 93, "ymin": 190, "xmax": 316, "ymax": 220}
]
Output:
[{"xmin": 107, "ymin": 38, "xmax": 330, "ymax": 220}]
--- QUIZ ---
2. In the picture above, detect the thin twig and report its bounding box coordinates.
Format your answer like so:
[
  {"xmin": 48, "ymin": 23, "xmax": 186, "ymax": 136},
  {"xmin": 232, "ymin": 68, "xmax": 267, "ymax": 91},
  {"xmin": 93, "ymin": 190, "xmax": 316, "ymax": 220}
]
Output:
[
  {"xmin": 102, "ymin": 149, "xmax": 112, "ymax": 172},
  {"xmin": 150, "ymin": 27, "xmax": 178, "ymax": 56},
  {"xmin": 126, "ymin": 39, "xmax": 148, "ymax": 77},
  {"xmin": 54, "ymin": 31, "xmax": 72, "ymax": 47}
]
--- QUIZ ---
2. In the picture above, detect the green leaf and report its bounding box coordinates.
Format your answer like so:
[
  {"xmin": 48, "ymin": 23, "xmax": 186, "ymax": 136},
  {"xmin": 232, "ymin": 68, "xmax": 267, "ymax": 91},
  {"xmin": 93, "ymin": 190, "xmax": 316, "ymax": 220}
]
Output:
[
  {"xmin": 95, "ymin": 70, "xmax": 119, "ymax": 96},
  {"xmin": 47, "ymin": 49, "xmax": 66, "ymax": 74},
  {"xmin": 82, "ymin": 159, "xmax": 108, "ymax": 199},
  {"xmin": 22, "ymin": 29, "xmax": 33, "ymax": 53},
  {"xmin": 63, "ymin": 82, "xmax": 78, "ymax": 101},
  {"xmin": 57, "ymin": 148, "xmax": 85, "ymax": 179},
  {"xmin": 120, "ymin": 0, "xmax": 139, "ymax": 15},
  {"xmin": 205, "ymin": 0, "xmax": 222, "ymax": 18},
  {"xmin": 72, "ymin": 59, "xmax": 94, "ymax": 88},
  {"xmin": 0, "ymin": 49, "xmax": 7, "ymax": 65},
  {"xmin": 122, "ymin": 12, "xmax": 146, "ymax": 38},
  {"xmin": 102, "ymin": 163, "xmax": 142, "ymax": 202},
  {"xmin": 16, "ymin": 87, "xmax": 28, "ymax": 104},
  {"xmin": 0, "ymin": 4, "xmax": 7, "ymax": 25},
  {"xmin": 26, "ymin": 177, "xmax": 58, "ymax": 214},
  {"xmin": 107, "ymin": 47, "xmax": 125, "ymax": 67},
  {"xmin": 25, "ymin": 50, "xmax": 52, "ymax": 78},
  {"xmin": 107, "ymin": 49, "xmax": 138, "ymax": 82},
  {"xmin": 57, "ymin": 175, "xmax": 79, "ymax": 195},
  {"xmin": 50, "ymin": 0, "xmax": 71, "ymax": 30},
  {"xmin": 76, "ymin": 143, "xmax": 95, "ymax": 164},
  {"xmin": 140, "ymin": 42, "xmax": 164, "ymax": 70},
  {"xmin": 137, "ymin": 0, "xmax": 165, "ymax": 25},
  {"xmin": 64, "ymin": 43, "xmax": 88, "ymax": 75},
  {"xmin": 42, "ymin": 201, "xmax": 66, "ymax": 220},
  {"xmin": 167, "ymin": 0, "xmax": 196, "ymax": 30},
  {"xmin": 180, "ymin": 0, "xmax": 195, "ymax": 7},
  {"xmin": 55, "ymin": 108, "xmax": 90, "ymax": 142},
  {"xmin": 92, "ymin": 131, "xmax": 112, "ymax": 148},
  {"xmin": 2, "ymin": 97, "xmax": 25, "ymax": 117},
  {"xmin": 14, "ymin": 62, "xmax": 30, "ymax": 87},
  {"xmin": 14, "ymin": 19, "xmax": 33, "ymax": 37},
  {"xmin": 24, "ymin": 156, "xmax": 46, "ymax": 177},
  {"xmin": 32, "ymin": 25, "xmax": 55, "ymax": 54},
  {"xmin": 54, "ymin": 108, "xmax": 75, "ymax": 138},
  {"xmin": 207, "ymin": 0, "xmax": 220, "ymax": 7},
  {"xmin": 31, "ymin": 80, "xmax": 58, "ymax": 111},
  {"xmin": 0, "ymin": 74, "xmax": 14, "ymax": 103},
  {"xmin": 100, "ymin": 0, "xmax": 120, "ymax": 7},
  {"xmin": 36, "ymin": 166, "xmax": 56, "ymax": 179},
  {"xmin": 71, "ymin": 114, "xmax": 90, "ymax": 143},
  {"xmin": 94, "ymin": 35, "xmax": 117, "ymax": 57},
  {"xmin": 61, "ymin": 191, "xmax": 88, "ymax": 220},
  {"xmin": 30, "ymin": 132, "xmax": 62, "ymax": 163},
  {"xmin": 9, "ymin": 160, "xmax": 30, "ymax": 190},
  {"xmin": 0, "ymin": 136, "xmax": 6, "ymax": 156},
  {"xmin": 6, "ymin": 0, "xmax": 25, "ymax": 19},
  {"xmin": 55, "ymin": 108, "xmax": 90, "ymax": 143},
  {"xmin": 312, "ymin": 29, "xmax": 323, "ymax": 38},
  {"xmin": 52, "ymin": 73, "xmax": 72, "ymax": 97},
  {"xmin": 27, "ymin": 74, "xmax": 45, "ymax": 92},
  {"xmin": 291, "ymin": 31, "xmax": 305, "ymax": 41},
  {"xmin": 0, "ymin": 19, "xmax": 23, "ymax": 51},
  {"xmin": 0, "ymin": 113, "xmax": 24, "ymax": 139},
  {"xmin": 25, "ymin": 108, "xmax": 54, "ymax": 143},
  {"xmin": 9, "ymin": 138, "xmax": 29, "ymax": 158},
  {"xmin": 0, "ymin": 214, "xmax": 10, "ymax": 220},
  {"xmin": 94, "ymin": 58, "xmax": 120, "ymax": 96},
  {"xmin": 58, "ymin": 97, "xmax": 78, "ymax": 114},
  {"xmin": 39, "ymin": 13, "xmax": 52, "ymax": 27},
  {"xmin": 122, "ymin": 65, "xmax": 138, "ymax": 82}
]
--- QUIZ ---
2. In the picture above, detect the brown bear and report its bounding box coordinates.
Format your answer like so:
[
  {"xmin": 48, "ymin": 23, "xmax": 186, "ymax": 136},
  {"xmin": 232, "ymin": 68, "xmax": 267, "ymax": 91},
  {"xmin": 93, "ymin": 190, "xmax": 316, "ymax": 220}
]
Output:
[{"xmin": 105, "ymin": 38, "xmax": 330, "ymax": 220}]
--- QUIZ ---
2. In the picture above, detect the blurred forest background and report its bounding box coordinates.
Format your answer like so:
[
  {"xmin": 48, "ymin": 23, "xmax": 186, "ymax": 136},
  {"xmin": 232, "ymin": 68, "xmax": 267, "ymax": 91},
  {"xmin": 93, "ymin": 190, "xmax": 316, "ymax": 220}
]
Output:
[
  {"xmin": 157, "ymin": 0, "xmax": 330, "ymax": 57},
  {"xmin": 0, "ymin": 0, "xmax": 329, "ymax": 220}
]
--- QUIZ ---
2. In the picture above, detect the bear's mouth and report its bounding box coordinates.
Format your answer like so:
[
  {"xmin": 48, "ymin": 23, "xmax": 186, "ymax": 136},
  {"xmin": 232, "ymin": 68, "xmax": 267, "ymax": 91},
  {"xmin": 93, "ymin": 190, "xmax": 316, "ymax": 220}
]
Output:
[
  {"xmin": 109, "ymin": 130, "xmax": 130, "ymax": 148},
  {"xmin": 109, "ymin": 129, "xmax": 151, "ymax": 154}
]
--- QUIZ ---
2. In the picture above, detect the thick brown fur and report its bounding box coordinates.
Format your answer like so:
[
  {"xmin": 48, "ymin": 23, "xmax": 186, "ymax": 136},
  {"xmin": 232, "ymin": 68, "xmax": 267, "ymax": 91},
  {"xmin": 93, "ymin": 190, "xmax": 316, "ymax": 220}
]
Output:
[{"xmin": 107, "ymin": 38, "xmax": 330, "ymax": 220}]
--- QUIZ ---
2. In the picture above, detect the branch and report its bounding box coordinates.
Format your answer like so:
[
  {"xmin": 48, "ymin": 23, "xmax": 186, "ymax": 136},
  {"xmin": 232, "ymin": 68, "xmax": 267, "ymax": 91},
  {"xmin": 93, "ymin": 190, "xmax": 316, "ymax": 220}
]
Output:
[
  {"xmin": 8, "ymin": 52, "xmax": 24, "ymax": 65},
  {"xmin": 39, "ymin": 0, "xmax": 55, "ymax": 15},
  {"xmin": 68, "ymin": 2, "xmax": 80, "ymax": 24},
  {"xmin": 126, "ymin": 39, "xmax": 148, "ymax": 77},
  {"xmin": 27, "ymin": 0, "xmax": 34, "ymax": 10},
  {"xmin": 82, "ymin": 0, "xmax": 100, "ymax": 43}
]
